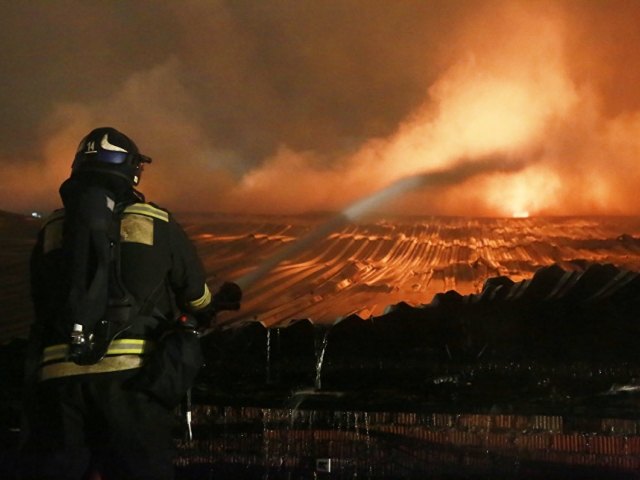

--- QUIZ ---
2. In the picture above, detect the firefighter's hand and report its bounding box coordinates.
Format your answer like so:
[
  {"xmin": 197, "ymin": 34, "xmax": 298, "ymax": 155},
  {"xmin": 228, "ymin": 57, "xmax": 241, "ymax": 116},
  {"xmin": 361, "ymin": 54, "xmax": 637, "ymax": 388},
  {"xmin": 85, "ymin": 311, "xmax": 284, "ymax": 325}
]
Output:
[{"xmin": 213, "ymin": 281, "xmax": 242, "ymax": 312}]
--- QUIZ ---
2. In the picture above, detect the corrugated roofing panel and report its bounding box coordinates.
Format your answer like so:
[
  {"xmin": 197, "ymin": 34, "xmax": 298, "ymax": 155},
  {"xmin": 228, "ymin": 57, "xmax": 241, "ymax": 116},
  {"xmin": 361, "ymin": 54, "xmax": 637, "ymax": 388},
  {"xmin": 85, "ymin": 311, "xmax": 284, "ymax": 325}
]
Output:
[{"xmin": 6, "ymin": 212, "xmax": 640, "ymax": 340}]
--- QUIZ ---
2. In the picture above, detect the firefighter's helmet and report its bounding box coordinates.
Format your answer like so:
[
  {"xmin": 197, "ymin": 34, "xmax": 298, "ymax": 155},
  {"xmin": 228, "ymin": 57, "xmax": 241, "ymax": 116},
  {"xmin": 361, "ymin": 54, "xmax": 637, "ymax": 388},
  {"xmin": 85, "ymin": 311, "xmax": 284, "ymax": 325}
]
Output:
[{"xmin": 71, "ymin": 127, "xmax": 152, "ymax": 186}]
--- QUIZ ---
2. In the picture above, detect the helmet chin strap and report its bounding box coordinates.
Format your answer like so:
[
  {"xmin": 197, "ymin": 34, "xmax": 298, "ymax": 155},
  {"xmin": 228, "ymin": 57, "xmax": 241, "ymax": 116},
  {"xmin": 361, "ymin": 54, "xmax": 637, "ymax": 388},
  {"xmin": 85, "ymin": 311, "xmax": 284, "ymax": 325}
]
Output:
[{"xmin": 133, "ymin": 154, "xmax": 152, "ymax": 186}]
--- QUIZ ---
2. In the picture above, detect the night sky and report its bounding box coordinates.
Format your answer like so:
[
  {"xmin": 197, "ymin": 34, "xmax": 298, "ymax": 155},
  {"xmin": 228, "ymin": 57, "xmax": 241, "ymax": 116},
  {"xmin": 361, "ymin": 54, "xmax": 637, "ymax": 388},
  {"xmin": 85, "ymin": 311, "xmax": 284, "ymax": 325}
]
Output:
[{"xmin": 2, "ymin": 1, "xmax": 640, "ymax": 217}]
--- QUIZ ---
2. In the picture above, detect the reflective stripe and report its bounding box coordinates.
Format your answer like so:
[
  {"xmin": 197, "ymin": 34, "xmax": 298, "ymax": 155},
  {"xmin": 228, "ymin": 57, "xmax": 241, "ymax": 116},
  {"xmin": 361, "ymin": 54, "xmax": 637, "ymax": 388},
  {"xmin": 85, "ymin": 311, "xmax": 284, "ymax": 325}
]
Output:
[
  {"xmin": 40, "ymin": 355, "xmax": 144, "ymax": 381},
  {"xmin": 42, "ymin": 344, "xmax": 69, "ymax": 363},
  {"xmin": 123, "ymin": 203, "xmax": 169, "ymax": 222},
  {"xmin": 120, "ymin": 214, "xmax": 154, "ymax": 245},
  {"xmin": 187, "ymin": 285, "xmax": 212, "ymax": 310},
  {"xmin": 42, "ymin": 339, "xmax": 150, "ymax": 364},
  {"xmin": 41, "ymin": 203, "xmax": 168, "ymax": 225}
]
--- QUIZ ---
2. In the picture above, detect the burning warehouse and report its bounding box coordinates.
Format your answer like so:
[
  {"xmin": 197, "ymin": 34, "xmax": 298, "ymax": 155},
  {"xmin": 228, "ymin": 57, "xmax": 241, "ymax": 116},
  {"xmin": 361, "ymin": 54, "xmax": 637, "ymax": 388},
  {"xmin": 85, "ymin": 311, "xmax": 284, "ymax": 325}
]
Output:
[{"xmin": 3, "ymin": 0, "xmax": 640, "ymax": 478}]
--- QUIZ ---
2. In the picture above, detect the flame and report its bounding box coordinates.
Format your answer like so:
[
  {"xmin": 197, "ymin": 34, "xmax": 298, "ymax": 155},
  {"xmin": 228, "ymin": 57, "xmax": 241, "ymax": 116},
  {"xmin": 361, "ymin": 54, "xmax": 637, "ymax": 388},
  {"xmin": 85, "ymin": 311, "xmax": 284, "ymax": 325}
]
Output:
[
  {"xmin": 225, "ymin": 2, "xmax": 582, "ymax": 217},
  {"xmin": 483, "ymin": 165, "xmax": 563, "ymax": 217}
]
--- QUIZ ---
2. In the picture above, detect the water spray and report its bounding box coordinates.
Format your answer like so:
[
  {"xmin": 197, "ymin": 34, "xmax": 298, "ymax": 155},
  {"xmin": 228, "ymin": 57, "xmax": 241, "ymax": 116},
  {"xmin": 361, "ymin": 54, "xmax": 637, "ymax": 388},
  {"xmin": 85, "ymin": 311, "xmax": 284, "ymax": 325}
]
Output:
[
  {"xmin": 234, "ymin": 154, "xmax": 527, "ymax": 291},
  {"xmin": 212, "ymin": 154, "xmax": 529, "ymax": 328}
]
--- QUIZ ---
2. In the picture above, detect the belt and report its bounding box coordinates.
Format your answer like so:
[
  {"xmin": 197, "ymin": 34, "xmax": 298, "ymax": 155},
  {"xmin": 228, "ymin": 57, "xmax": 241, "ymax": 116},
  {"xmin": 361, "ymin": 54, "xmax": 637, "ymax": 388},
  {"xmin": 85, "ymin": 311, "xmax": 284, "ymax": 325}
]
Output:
[
  {"xmin": 40, "ymin": 338, "xmax": 153, "ymax": 381},
  {"xmin": 40, "ymin": 355, "xmax": 144, "ymax": 381},
  {"xmin": 42, "ymin": 338, "xmax": 151, "ymax": 363}
]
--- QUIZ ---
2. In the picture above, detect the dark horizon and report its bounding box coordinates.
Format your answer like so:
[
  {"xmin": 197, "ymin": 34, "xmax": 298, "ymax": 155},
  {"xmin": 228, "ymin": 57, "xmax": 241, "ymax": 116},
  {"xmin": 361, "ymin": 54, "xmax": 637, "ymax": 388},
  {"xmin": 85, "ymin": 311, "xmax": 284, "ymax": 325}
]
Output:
[{"xmin": 7, "ymin": 207, "xmax": 640, "ymax": 223}]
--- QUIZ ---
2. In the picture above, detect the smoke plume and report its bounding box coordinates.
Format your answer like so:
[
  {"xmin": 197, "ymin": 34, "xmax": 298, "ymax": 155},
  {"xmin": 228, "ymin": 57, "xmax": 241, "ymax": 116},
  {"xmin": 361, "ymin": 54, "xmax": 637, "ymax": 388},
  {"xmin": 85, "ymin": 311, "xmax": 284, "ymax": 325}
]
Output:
[{"xmin": 1, "ymin": 1, "xmax": 640, "ymax": 217}]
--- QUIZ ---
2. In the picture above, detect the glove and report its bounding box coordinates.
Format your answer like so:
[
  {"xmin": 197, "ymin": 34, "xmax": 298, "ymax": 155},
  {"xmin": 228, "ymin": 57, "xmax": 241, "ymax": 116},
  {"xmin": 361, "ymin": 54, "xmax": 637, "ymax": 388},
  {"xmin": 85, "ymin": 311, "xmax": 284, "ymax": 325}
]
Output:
[
  {"xmin": 190, "ymin": 282, "xmax": 242, "ymax": 330},
  {"xmin": 212, "ymin": 281, "xmax": 242, "ymax": 312}
]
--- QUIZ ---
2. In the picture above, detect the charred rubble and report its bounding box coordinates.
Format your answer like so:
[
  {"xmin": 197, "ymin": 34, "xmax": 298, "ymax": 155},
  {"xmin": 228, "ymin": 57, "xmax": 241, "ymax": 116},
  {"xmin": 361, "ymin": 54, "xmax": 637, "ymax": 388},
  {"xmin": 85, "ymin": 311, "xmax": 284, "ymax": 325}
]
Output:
[
  {"xmin": 170, "ymin": 262, "xmax": 640, "ymax": 478},
  {"xmin": 196, "ymin": 262, "xmax": 640, "ymax": 414}
]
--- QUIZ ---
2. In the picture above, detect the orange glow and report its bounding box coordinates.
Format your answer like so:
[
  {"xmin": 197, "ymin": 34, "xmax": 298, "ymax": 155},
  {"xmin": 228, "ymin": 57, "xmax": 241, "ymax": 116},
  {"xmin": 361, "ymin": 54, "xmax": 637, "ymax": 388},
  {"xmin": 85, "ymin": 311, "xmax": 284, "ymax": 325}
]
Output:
[
  {"xmin": 483, "ymin": 165, "xmax": 563, "ymax": 217},
  {"xmin": 221, "ymin": 2, "xmax": 585, "ymax": 217},
  {"xmin": 3, "ymin": 2, "xmax": 640, "ymax": 218}
]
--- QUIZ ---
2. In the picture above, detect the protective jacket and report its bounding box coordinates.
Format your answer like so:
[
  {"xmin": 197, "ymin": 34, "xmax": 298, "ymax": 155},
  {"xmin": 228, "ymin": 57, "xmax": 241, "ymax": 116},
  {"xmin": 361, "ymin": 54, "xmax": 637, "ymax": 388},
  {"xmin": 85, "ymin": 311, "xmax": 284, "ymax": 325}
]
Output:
[{"xmin": 29, "ymin": 200, "xmax": 212, "ymax": 382}]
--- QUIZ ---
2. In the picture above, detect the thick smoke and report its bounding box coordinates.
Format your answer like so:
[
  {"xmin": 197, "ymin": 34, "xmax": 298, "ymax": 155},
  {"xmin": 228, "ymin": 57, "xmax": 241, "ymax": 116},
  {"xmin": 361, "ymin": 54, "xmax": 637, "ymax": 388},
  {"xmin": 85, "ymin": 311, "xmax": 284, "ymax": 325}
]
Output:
[{"xmin": 1, "ymin": 1, "xmax": 640, "ymax": 217}]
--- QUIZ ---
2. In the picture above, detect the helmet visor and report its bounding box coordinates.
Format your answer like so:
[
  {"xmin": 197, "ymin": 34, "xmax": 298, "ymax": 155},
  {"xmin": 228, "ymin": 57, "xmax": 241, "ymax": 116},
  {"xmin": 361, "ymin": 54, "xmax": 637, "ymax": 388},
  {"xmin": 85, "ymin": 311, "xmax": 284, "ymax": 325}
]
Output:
[
  {"xmin": 94, "ymin": 150, "xmax": 129, "ymax": 164},
  {"xmin": 72, "ymin": 149, "xmax": 151, "ymax": 183}
]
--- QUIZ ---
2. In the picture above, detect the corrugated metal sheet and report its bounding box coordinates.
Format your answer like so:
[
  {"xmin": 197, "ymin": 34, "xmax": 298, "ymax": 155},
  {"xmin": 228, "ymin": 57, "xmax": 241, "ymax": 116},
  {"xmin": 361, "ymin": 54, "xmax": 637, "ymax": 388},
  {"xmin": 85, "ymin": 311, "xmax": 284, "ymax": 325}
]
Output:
[
  {"xmin": 188, "ymin": 214, "xmax": 640, "ymax": 328},
  {"xmin": 6, "ymin": 211, "xmax": 640, "ymax": 341}
]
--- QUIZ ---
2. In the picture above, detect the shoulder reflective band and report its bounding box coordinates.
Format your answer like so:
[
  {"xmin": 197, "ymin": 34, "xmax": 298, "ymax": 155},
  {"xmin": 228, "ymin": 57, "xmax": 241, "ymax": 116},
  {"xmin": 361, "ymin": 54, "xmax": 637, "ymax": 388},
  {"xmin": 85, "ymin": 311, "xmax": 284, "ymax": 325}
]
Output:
[
  {"xmin": 123, "ymin": 203, "xmax": 169, "ymax": 222},
  {"xmin": 42, "ymin": 339, "xmax": 152, "ymax": 364},
  {"xmin": 187, "ymin": 285, "xmax": 212, "ymax": 311}
]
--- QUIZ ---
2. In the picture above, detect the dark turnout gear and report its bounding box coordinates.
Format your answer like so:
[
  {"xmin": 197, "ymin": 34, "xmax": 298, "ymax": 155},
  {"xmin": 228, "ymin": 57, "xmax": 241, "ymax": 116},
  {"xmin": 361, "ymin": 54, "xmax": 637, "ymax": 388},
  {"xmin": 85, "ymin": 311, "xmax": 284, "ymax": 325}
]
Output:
[
  {"xmin": 30, "ymin": 199, "xmax": 213, "ymax": 380},
  {"xmin": 21, "ymin": 371, "xmax": 176, "ymax": 480},
  {"xmin": 21, "ymin": 127, "xmax": 227, "ymax": 480}
]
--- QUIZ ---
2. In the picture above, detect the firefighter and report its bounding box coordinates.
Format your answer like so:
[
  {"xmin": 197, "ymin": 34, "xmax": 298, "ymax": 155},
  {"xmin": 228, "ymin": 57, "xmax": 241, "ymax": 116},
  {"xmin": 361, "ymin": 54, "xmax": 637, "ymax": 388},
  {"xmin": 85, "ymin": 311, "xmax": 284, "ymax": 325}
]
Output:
[{"xmin": 19, "ymin": 127, "xmax": 240, "ymax": 479}]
